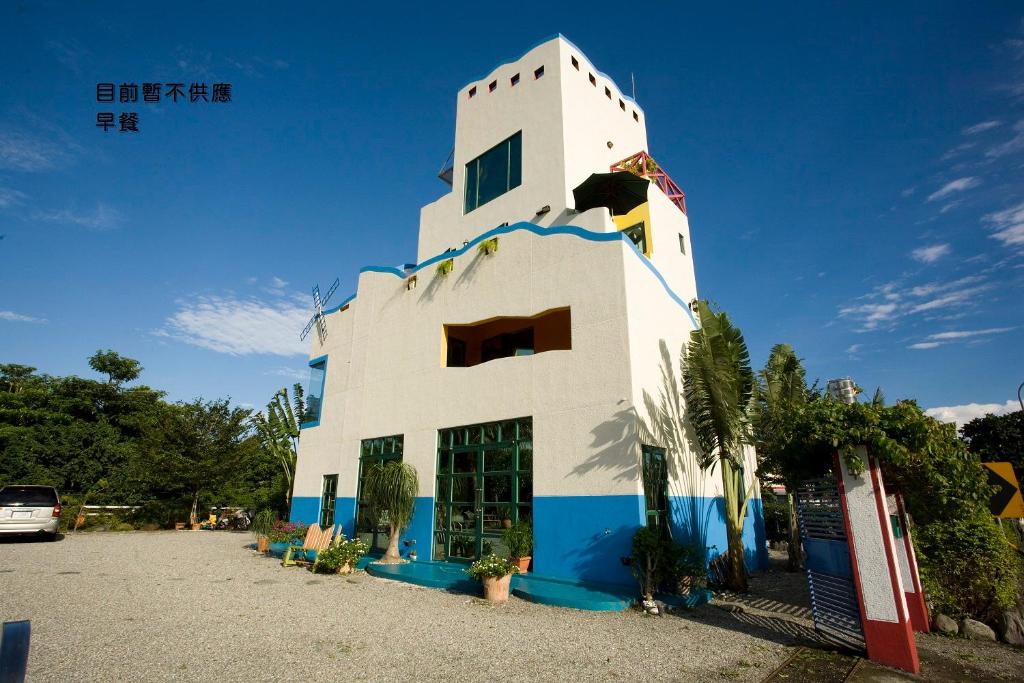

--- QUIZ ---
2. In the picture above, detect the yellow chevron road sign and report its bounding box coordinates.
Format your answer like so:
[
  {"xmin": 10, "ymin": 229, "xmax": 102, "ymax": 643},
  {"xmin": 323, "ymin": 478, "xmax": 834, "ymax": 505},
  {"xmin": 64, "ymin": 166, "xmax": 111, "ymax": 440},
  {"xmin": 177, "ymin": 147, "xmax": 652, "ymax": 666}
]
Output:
[{"xmin": 983, "ymin": 462, "xmax": 1024, "ymax": 519}]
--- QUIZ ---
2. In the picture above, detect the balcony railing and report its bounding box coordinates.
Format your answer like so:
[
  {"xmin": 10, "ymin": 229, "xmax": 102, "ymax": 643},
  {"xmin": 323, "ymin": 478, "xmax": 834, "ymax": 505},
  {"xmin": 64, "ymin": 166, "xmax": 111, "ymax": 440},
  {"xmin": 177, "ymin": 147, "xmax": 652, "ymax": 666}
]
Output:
[{"xmin": 610, "ymin": 151, "xmax": 687, "ymax": 215}]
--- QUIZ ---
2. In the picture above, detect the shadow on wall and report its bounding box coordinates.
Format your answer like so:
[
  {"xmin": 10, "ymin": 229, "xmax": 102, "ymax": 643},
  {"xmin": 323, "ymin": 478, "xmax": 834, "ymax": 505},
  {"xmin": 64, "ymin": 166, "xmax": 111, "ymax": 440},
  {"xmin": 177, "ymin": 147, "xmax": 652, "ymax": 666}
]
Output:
[{"xmin": 569, "ymin": 339, "xmax": 768, "ymax": 572}]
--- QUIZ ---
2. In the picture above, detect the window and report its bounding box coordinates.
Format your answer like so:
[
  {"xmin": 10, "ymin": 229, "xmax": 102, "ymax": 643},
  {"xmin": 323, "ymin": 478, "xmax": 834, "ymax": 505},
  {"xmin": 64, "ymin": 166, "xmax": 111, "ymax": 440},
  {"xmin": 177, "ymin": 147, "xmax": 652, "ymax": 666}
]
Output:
[
  {"xmin": 320, "ymin": 474, "xmax": 338, "ymax": 528},
  {"xmin": 468, "ymin": 86, "xmax": 476, "ymax": 99},
  {"xmin": 464, "ymin": 131, "xmax": 522, "ymax": 213},
  {"xmin": 605, "ymin": 86, "xmax": 612, "ymax": 99},
  {"xmin": 444, "ymin": 308, "xmax": 571, "ymax": 367},
  {"xmin": 301, "ymin": 356, "xmax": 327, "ymax": 427},
  {"xmin": 356, "ymin": 435, "xmax": 404, "ymax": 554},
  {"xmin": 571, "ymin": 56, "xmax": 579, "ymax": 70},
  {"xmin": 510, "ymin": 73, "xmax": 520, "ymax": 86},
  {"xmin": 641, "ymin": 445, "xmax": 668, "ymax": 533},
  {"xmin": 534, "ymin": 65, "xmax": 544, "ymax": 79},
  {"xmin": 633, "ymin": 111, "xmax": 639, "ymax": 122},
  {"xmin": 621, "ymin": 222, "xmax": 647, "ymax": 255},
  {"xmin": 619, "ymin": 99, "xmax": 626, "ymax": 111},
  {"xmin": 589, "ymin": 72, "xmax": 596, "ymax": 86},
  {"xmin": 488, "ymin": 80, "xmax": 497, "ymax": 93},
  {"xmin": 678, "ymin": 233, "xmax": 686, "ymax": 255}
]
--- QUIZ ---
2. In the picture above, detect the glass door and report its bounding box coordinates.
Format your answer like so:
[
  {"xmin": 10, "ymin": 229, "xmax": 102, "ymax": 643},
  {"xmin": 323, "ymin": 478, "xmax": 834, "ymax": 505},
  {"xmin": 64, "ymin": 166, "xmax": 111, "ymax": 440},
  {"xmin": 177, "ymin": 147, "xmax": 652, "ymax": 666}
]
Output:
[{"xmin": 434, "ymin": 418, "xmax": 532, "ymax": 562}]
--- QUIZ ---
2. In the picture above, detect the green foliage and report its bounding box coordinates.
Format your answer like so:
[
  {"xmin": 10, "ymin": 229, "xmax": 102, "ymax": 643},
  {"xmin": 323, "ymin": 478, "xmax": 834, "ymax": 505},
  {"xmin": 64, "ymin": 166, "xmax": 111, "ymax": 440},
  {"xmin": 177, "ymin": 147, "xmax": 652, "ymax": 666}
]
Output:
[
  {"xmin": 88, "ymin": 349, "xmax": 142, "ymax": 385},
  {"xmin": 0, "ymin": 352, "xmax": 285, "ymax": 524},
  {"xmin": 467, "ymin": 554, "xmax": 519, "ymax": 580},
  {"xmin": 363, "ymin": 461, "xmax": 419, "ymax": 533},
  {"xmin": 961, "ymin": 409, "xmax": 1024, "ymax": 478},
  {"xmin": 683, "ymin": 299, "xmax": 755, "ymax": 591},
  {"xmin": 251, "ymin": 509, "xmax": 276, "ymax": 539},
  {"xmin": 313, "ymin": 537, "xmax": 370, "ymax": 573},
  {"xmin": 630, "ymin": 528, "xmax": 708, "ymax": 599},
  {"xmin": 760, "ymin": 494, "xmax": 789, "ymax": 543},
  {"xmin": 915, "ymin": 511, "xmax": 1020, "ymax": 620},
  {"xmin": 478, "ymin": 237, "xmax": 499, "ymax": 255},
  {"xmin": 435, "ymin": 258, "xmax": 454, "ymax": 277},
  {"xmin": 250, "ymin": 384, "xmax": 305, "ymax": 506},
  {"xmin": 502, "ymin": 520, "xmax": 532, "ymax": 558}
]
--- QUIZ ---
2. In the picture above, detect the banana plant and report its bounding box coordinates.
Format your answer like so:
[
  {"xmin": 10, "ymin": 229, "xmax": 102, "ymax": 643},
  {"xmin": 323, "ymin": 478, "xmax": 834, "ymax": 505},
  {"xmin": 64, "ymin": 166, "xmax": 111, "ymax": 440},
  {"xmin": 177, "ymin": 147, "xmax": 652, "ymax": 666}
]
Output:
[{"xmin": 251, "ymin": 383, "xmax": 306, "ymax": 507}]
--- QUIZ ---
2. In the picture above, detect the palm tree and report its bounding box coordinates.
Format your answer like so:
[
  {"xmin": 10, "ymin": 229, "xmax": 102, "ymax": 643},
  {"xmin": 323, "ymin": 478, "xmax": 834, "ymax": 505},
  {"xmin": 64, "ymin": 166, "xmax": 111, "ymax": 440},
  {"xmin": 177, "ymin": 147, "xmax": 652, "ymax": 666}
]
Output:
[
  {"xmin": 683, "ymin": 300, "xmax": 756, "ymax": 592},
  {"xmin": 755, "ymin": 344, "xmax": 808, "ymax": 572},
  {"xmin": 251, "ymin": 384, "xmax": 305, "ymax": 508},
  {"xmin": 363, "ymin": 460, "xmax": 419, "ymax": 563}
]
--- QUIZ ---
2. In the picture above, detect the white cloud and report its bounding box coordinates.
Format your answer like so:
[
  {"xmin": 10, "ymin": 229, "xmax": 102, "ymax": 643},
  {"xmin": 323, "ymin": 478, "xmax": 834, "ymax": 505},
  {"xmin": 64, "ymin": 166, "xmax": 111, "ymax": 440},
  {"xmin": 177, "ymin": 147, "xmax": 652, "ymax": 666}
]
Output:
[
  {"xmin": 926, "ymin": 177, "xmax": 980, "ymax": 202},
  {"xmin": 0, "ymin": 130, "xmax": 69, "ymax": 172},
  {"xmin": 927, "ymin": 327, "xmax": 1014, "ymax": 340},
  {"xmin": 911, "ymin": 243, "xmax": 951, "ymax": 263},
  {"xmin": 0, "ymin": 187, "xmax": 26, "ymax": 208},
  {"xmin": 264, "ymin": 365, "xmax": 306, "ymax": 380},
  {"xmin": 161, "ymin": 294, "xmax": 310, "ymax": 356},
  {"xmin": 908, "ymin": 284, "xmax": 992, "ymax": 313},
  {"xmin": 839, "ymin": 302, "xmax": 899, "ymax": 332},
  {"xmin": 845, "ymin": 344, "xmax": 862, "ymax": 354},
  {"xmin": 0, "ymin": 310, "xmax": 47, "ymax": 324},
  {"xmin": 986, "ymin": 119, "xmax": 1024, "ymax": 158},
  {"xmin": 34, "ymin": 203, "xmax": 122, "ymax": 230},
  {"xmin": 963, "ymin": 120, "xmax": 1001, "ymax": 135},
  {"xmin": 908, "ymin": 342, "xmax": 940, "ymax": 350},
  {"xmin": 925, "ymin": 400, "xmax": 1018, "ymax": 427},
  {"xmin": 984, "ymin": 201, "xmax": 1024, "ymax": 248}
]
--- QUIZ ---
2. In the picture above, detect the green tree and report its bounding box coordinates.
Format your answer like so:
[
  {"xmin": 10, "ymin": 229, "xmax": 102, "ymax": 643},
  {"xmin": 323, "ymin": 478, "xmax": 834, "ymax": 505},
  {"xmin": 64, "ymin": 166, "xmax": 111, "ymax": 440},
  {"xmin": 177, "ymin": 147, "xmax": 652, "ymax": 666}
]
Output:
[
  {"xmin": 362, "ymin": 460, "xmax": 419, "ymax": 563},
  {"xmin": 148, "ymin": 399, "xmax": 253, "ymax": 525},
  {"xmin": 961, "ymin": 410, "xmax": 1024, "ymax": 478},
  {"xmin": 0, "ymin": 364, "xmax": 37, "ymax": 393},
  {"xmin": 753, "ymin": 343, "xmax": 810, "ymax": 572},
  {"xmin": 250, "ymin": 384, "xmax": 305, "ymax": 507},
  {"xmin": 88, "ymin": 349, "xmax": 142, "ymax": 386},
  {"xmin": 683, "ymin": 300, "xmax": 756, "ymax": 592}
]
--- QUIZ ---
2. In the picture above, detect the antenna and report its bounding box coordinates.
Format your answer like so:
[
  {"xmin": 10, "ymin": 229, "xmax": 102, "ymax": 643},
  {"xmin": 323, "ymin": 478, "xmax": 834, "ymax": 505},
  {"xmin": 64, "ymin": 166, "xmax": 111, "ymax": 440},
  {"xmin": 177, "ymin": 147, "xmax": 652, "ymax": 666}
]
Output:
[{"xmin": 300, "ymin": 277, "xmax": 340, "ymax": 343}]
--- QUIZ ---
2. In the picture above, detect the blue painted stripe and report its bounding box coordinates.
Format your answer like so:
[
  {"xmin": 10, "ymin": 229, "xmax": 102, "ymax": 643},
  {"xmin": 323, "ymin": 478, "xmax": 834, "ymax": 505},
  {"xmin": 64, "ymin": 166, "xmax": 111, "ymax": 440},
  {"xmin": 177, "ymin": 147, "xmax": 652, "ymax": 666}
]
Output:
[{"xmin": 321, "ymin": 220, "xmax": 697, "ymax": 327}]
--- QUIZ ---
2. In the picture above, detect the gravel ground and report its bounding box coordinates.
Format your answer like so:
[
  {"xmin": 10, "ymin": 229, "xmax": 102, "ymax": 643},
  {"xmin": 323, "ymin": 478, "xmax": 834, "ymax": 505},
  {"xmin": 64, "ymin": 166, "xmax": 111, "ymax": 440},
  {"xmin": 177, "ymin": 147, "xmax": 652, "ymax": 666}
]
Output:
[{"xmin": 0, "ymin": 532, "xmax": 799, "ymax": 682}]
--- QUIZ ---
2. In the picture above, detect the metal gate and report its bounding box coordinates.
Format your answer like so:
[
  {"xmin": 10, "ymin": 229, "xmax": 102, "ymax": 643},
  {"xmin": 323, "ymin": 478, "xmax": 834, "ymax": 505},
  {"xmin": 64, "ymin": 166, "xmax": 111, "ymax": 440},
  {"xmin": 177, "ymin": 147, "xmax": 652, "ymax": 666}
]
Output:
[{"xmin": 795, "ymin": 475, "xmax": 865, "ymax": 652}]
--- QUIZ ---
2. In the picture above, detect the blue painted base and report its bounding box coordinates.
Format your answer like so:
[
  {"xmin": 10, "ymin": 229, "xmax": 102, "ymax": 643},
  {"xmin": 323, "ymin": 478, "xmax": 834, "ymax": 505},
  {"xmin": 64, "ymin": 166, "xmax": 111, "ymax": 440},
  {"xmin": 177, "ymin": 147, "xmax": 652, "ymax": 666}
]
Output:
[
  {"xmin": 668, "ymin": 495, "xmax": 770, "ymax": 571},
  {"xmin": 365, "ymin": 560, "xmax": 635, "ymax": 611}
]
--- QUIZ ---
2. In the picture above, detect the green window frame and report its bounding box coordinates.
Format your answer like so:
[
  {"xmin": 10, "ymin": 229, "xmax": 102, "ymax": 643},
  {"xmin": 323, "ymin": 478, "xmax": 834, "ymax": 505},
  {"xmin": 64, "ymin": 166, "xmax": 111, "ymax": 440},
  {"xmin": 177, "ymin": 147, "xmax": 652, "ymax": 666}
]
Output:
[
  {"xmin": 355, "ymin": 435, "xmax": 404, "ymax": 554},
  {"xmin": 622, "ymin": 222, "xmax": 647, "ymax": 255},
  {"xmin": 641, "ymin": 445, "xmax": 668, "ymax": 533},
  {"xmin": 464, "ymin": 131, "xmax": 522, "ymax": 213},
  {"xmin": 433, "ymin": 417, "xmax": 533, "ymax": 562},
  {"xmin": 320, "ymin": 474, "xmax": 338, "ymax": 528}
]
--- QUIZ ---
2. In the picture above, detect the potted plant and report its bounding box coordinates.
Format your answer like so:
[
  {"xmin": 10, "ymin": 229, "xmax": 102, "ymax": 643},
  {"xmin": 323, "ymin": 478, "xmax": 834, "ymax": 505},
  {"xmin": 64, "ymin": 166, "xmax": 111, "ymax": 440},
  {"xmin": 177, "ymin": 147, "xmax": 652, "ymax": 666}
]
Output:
[
  {"xmin": 363, "ymin": 461, "xmax": 419, "ymax": 563},
  {"xmin": 435, "ymin": 258, "xmax": 454, "ymax": 277},
  {"xmin": 313, "ymin": 537, "xmax": 369, "ymax": 574},
  {"xmin": 503, "ymin": 520, "xmax": 533, "ymax": 573},
  {"xmin": 267, "ymin": 521, "xmax": 305, "ymax": 557},
  {"xmin": 478, "ymin": 236, "xmax": 499, "ymax": 255},
  {"xmin": 251, "ymin": 509, "xmax": 275, "ymax": 554},
  {"xmin": 467, "ymin": 554, "xmax": 519, "ymax": 603},
  {"xmin": 499, "ymin": 507, "xmax": 513, "ymax": 529}
]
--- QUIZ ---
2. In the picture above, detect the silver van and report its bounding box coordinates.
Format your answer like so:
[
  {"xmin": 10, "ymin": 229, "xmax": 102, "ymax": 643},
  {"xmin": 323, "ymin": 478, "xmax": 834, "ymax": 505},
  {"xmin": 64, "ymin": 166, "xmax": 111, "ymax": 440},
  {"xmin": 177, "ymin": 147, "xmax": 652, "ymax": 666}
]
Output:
[{"xmin": 0, "ymin": 486, "xmax": 61, "ymax": 539}]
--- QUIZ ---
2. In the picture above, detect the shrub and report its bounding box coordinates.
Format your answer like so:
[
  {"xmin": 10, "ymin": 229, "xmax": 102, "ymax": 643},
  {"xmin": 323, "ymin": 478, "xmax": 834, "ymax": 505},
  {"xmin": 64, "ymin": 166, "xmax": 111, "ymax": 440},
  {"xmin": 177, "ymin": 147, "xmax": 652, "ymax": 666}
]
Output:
[
  {"xmin": 915, "ymin": 510, "xmax": 1020, "ymax": 621},
  {"xmin": 251, "ymin": 509, "xmax": 276, "ymax": 540},
  {"xmin": 631, "ymin": 527, "xmax": 682, "ymax": 600},
  {"xmin": 267, "ymin": 521, "xmax": 306, "ymax": 543},
  {"xmin": 467, "ymin": 554, "xmax": 519, "ymax": 580},
  {"xmin": 502, "ymin": 521, "xmax": 532, "ymax": 558},
  {"xmin": 314, "ymin": 537, "xmax": 370, "ymax": 574},
  {"xmin": 760, "ymin": 493, "xmax": 789, "ymax": 544}
]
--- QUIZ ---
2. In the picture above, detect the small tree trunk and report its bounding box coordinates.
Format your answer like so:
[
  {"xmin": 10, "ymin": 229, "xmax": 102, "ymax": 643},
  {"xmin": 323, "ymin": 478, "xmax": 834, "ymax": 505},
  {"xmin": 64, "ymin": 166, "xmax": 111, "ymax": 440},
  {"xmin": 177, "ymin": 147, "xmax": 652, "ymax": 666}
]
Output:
[
  {"xmin": 786, "ymin": 493, "xmax": 803, "ymax": 572},
  {"xmin": 190, "ymin": 492, "xmax": 199, "ymax": 526},
  {"xmin": 721, "ymin": 458, "xmax": 749, "ymax": 592},
  {"xmin": 382, "ymin": 523, "xmax": 402, "ymax": 563}
]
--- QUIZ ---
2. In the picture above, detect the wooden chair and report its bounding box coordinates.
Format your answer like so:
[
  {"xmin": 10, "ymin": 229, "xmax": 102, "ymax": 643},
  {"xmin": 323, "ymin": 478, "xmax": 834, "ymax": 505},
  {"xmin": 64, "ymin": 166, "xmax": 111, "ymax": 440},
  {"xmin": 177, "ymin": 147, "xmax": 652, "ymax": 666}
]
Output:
[{"xmin": 282, "ymin": 525, "xmax": 322, "ymax": 567}]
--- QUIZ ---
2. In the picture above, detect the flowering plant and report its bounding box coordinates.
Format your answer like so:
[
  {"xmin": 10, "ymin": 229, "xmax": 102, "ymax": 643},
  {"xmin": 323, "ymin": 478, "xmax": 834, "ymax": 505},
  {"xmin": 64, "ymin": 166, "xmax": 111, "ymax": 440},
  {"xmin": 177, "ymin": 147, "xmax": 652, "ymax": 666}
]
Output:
[
  {"xmin": 314, "ymin": 537, "xmax": 370, "ymax": 574},
  {"xmin": 267, "ymin": 521, "xmax": 307, "ymax": 543},
  {"xmin": 466, "ymin": 554, "xmax": 519, "ymax": 580}
]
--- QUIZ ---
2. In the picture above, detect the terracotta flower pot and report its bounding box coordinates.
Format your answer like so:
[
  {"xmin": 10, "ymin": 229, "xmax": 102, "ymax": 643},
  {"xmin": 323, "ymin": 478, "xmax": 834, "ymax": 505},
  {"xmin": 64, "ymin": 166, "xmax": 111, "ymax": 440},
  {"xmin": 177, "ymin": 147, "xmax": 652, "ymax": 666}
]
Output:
[
  {"xmin": 502, "ymin": 519, "xmax": 513, "ymax": 529},
  {"xmin": 482, "ymin": 574, "xmax": 513, "ymax": 603},
  {"xmin": 257, "ymin": 536, "xmax": 269, "ymax": 553},
  {"xmin": 513, "ymin": 556, "xmax": 531, "ymax": 573}
]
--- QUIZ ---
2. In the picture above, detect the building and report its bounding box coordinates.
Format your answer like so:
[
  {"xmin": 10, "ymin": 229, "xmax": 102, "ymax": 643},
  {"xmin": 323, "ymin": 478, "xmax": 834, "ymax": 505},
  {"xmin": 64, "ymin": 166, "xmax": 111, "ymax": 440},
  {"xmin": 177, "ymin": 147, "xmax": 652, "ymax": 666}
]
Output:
[{"xmin": 289, "ymin": 35, "xmax": 768, "ymax": 587}]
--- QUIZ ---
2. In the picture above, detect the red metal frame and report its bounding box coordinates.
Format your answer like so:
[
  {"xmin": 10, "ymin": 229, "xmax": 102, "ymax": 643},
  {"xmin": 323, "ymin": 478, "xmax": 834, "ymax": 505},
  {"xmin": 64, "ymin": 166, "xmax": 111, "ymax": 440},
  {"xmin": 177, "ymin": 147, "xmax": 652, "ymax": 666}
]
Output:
[{"xmin": 610, "ymin": 151, "xmax": 687, "ymax": 215}]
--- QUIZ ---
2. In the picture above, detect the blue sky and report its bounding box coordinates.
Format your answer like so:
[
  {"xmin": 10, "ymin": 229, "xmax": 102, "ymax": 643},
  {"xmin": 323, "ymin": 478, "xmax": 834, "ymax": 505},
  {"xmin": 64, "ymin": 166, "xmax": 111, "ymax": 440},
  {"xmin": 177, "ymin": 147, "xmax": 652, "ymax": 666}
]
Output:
[{"xmin": 1, "ymin": 2, "xmax": 1022, "ymax": 425}]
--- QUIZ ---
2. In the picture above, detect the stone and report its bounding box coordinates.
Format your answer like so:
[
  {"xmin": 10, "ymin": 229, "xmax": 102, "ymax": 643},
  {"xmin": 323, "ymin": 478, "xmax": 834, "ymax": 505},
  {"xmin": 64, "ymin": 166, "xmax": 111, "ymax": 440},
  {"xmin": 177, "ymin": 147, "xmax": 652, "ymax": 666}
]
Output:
[
  {"xmin": 960, "ymin": 618, "xmax": 996, "ymax": 641},
  {"xmin": 933, "ymin": 613, "xmax": 959, "ymax": 636},
  {"xmin": 997, "ymin": 609, "xmax": 1024, "ymax": 646}
]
